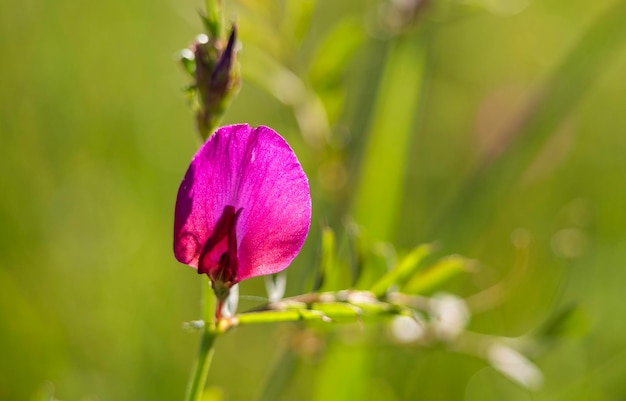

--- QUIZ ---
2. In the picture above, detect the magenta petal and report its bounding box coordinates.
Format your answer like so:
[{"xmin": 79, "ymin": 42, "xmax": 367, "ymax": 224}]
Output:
[{"xmin": 174, "ymin": 124, "xmax": 312, "ymax": 283}]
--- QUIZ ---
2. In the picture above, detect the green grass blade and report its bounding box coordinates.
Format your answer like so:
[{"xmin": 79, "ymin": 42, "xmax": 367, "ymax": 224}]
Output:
[
  {"xmin": 402, "ymin": 255, "xmax": 472, "ymax": 295},
  {"xmin": 352, "ymin": 33, "xmax": 427, "ymax": 242},
  {"xmin": 370, "ymin": 243, "xmax": 433, "ymax": 297}
]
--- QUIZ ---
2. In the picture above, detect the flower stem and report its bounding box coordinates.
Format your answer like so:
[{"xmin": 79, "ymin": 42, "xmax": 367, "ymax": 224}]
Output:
[{"xmin": 184, "ymin": 277, "xmax": 219, "ymax": 401}]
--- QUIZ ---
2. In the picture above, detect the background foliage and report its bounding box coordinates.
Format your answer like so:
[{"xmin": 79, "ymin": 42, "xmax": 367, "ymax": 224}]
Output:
[{"xmin": 2, "ymin": 0, "xmax": 626, "ymax": 400}]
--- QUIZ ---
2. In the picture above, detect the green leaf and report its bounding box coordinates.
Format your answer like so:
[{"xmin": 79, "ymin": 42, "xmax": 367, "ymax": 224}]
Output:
[
  {"xmin": 353, "ymin": 241, "xmax": 395, "ymax": 290},
  {"xmin": 402, "ymin": 255, "xmax": 471, "ymax": 295},
  {"xmin": 370, "ymin": 243, "xmax": 433, "ymax": 297},
  {"xmin": 320, "ymin": 227, "xmax": 354, "ymax": 292},
  {"xmin": 352, "ymin": 32, "xmax": 427, "ymax": 241},
  {"xmin": 344, "ymin": 221, "xmax": 395, "ymax": 290},
  {"xmin": 313, "ymin": 225, "xmax": 336, "ymax": 291}
]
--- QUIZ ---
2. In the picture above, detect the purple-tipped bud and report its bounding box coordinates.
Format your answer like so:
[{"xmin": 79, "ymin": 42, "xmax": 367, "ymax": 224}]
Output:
[{"xmin": 187, "ymin": 25, "xmax": 241, "ymax": 140}]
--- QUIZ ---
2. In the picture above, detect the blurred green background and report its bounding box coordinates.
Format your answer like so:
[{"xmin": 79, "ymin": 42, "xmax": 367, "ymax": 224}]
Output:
[{"xmin": 2, "ymin": 0, "xmax": 626, "ymax": 400}]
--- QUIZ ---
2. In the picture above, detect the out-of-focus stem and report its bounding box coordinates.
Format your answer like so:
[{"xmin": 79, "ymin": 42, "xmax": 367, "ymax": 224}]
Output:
[
  {"xmin": 184, "ymin": 278, "xmax": 218, "ymax": 401},
  {"xmin": 351, "ymin": 32, "xmax": 427, "ymax": 242}
]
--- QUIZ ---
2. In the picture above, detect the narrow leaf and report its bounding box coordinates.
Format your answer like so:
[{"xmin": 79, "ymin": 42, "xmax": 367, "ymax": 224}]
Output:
[
  {"xmin": 352, "ymin": 33, "xmax": 427, "ymax": 241},
  {"xmin": 402, "ymin": 255, "xmax": 471, "ymax": 295},
  {"xmin": 313, "ymin": 225, "xmax": 336, "ymax": 291},
  {"xmin": 370, "ymin": 243, "xmax": 433, "ymax": 297}
]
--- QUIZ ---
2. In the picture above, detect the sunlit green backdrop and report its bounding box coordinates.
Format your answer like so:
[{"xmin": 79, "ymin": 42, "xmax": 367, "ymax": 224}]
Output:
[{"xmin": 2, "ymin": 0, "xmax": 626, "ymax": 400}]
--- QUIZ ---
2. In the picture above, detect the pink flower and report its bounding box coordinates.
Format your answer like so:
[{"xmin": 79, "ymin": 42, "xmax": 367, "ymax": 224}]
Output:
[{"xmin": 174, "ymin": 124, "xmax": 311, "ymax": 300}]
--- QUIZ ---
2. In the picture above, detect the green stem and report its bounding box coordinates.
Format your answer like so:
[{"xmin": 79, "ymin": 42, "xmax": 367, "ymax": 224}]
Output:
[
  {"xmin": 185, "ymin": 278, "xmax": 219, "ymax": 401},
  {"xmin": 222, "ymin": 294, "xmax": 409, "ymax": 328}
]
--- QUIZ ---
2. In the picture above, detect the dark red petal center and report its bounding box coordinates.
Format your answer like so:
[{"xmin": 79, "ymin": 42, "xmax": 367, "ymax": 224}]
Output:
[{"xmin": 198, "ymin": 205, "xmax": 242, "ymax": 287}]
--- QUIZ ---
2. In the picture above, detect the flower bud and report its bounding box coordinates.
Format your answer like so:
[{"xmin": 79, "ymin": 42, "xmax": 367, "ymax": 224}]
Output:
[{"xmin": 187, "ymin": 25, "xmax": 241, "ymax": 140}]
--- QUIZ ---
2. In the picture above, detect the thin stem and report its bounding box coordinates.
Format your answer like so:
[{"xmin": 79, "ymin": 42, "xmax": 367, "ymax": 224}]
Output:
[
  {"xmin": 204, "ymin": 278, "xmax": 217, "ymax": 327},
  {"xmin": 221, "ymin": 294, "xmax": 408, "ymax": 329},
  {"xmin": 185, "ymin": 330, "xmax": 217, "ymax": 401},
  {"xmin": 184, "ymin": 278, "xmax": 219, "ymax": 401}
]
